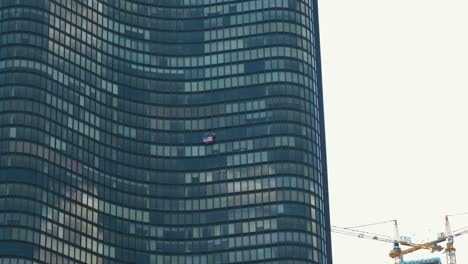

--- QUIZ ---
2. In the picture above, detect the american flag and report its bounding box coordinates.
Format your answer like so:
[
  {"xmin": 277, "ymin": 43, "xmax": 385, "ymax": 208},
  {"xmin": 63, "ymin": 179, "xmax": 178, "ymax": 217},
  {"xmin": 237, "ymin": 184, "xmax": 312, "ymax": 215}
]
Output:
[{"xmin": 203, "ymin": 135, "xmax": 213, "ymax": 143}]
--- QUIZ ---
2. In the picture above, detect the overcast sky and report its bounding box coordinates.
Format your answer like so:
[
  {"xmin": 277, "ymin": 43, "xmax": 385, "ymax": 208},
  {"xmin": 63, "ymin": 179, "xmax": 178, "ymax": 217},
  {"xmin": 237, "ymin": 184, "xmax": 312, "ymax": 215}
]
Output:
[{"xmin": 318, "ymin": 0, "xmax": 468, "ymax": 263}]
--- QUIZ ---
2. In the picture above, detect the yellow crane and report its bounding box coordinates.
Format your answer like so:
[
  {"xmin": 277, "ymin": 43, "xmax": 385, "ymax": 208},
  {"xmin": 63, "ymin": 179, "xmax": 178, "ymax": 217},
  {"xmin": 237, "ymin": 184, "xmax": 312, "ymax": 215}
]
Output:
[
  {"xmin": 332, "ymin": 220, "xmax": 443, "ymax": 264},
  {"xmin": 333, "ymin": 215, "xmax": 468, "ymax": 264},
  {"xmin": 443, "ymin": 213, "xmax": 468, "ymax": 264}
]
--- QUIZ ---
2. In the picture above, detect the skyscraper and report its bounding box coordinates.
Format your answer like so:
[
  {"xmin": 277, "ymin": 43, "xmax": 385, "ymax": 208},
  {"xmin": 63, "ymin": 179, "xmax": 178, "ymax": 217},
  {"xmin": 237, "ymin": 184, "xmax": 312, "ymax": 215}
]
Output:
[{"xmin": 0, "ymin": 0, "xmax": 331, "ymax": 263}]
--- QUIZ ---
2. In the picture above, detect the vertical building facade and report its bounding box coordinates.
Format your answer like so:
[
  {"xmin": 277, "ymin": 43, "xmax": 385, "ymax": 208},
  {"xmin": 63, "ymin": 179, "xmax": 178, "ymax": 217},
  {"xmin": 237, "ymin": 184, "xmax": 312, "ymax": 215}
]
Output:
[{"xmin": 0, "ymin": 0, "xmax": 331, "ymax": 263}]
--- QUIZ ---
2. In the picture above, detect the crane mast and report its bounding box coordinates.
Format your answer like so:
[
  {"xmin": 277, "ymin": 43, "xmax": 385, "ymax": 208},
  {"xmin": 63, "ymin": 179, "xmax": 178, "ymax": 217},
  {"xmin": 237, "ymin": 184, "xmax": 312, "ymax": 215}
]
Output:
[
  {"xmin": 444, "ymin": 212, "xmax": 468, "ymax": 264},
  {"xmin": 445, "ymin": 215, "xmax": 456, "ymax": 264}
]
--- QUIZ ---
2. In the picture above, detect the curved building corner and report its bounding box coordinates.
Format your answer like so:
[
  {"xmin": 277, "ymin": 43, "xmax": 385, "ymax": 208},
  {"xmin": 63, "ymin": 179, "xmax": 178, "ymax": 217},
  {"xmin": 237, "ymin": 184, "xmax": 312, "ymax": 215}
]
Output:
[{"xmin": 0, "ymin": 0, "xmax": 332, "ymax": 263}]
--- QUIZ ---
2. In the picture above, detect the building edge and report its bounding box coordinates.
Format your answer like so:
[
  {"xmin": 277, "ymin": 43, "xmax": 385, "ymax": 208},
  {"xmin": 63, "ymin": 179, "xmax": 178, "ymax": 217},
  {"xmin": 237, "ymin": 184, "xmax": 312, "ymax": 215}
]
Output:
[{"xmin": 313, "ymin": 1, "xmax": 333, "ymax": 263}]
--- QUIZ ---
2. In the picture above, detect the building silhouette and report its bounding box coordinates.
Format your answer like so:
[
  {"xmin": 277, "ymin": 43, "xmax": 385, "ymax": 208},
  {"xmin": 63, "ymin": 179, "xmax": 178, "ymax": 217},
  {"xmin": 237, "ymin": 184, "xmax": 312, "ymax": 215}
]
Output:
[{"xmin": 0, "ymin": 0, "xmax": 332, "ymax": 263}]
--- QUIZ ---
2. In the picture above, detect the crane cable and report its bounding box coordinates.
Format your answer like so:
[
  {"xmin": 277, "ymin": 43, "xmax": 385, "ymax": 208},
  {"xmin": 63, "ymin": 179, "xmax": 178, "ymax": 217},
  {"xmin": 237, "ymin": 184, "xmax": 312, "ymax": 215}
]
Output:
[
  {"xmin": 343, "ymin": 219, "xmax": 397, "ymax": 230},
  {"xmin": 453, "ymin": 226, "xmax": 468, "ymax": 233},
  {"xmin": 332, "ymin": 226, "xmax": 393, "ymax": 239},
  {"xmin": 446, "ymin": 212, "xmax": 468, "ymax": 217},
  {"xmin": 447, "ymin": 212, "xmax": 468, "ymax": 235}
]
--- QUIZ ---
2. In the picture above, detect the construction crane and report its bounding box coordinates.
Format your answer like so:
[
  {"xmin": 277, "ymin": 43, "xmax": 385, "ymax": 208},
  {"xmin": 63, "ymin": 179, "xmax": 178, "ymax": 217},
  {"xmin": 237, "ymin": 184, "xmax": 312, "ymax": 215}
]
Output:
[
  {"xmin": 332, "ymin": 220, "xmax": 443, "ymax": 264},
  {"xmin": 333, "ymin": 215, "xmax": 468, "ymax": 264},
  {"xmin": 443, "ymin": 213, "xmax": 468, "ymax": 264}
]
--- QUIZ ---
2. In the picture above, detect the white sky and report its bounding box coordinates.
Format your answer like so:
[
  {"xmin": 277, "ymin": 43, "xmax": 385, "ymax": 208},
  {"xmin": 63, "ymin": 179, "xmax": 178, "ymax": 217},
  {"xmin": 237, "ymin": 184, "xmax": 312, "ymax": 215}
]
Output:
[{"xmin": 318, "ymin": 0, "xmax": 468, "ymax": 263}]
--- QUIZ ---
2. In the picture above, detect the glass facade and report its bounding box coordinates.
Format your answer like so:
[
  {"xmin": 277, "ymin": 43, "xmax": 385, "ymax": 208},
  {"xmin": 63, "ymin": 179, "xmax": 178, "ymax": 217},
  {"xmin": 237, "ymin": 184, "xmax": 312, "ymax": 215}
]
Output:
[{"xmin": 0, "ymin": 0, "xmax": 331, "ymax": 263}]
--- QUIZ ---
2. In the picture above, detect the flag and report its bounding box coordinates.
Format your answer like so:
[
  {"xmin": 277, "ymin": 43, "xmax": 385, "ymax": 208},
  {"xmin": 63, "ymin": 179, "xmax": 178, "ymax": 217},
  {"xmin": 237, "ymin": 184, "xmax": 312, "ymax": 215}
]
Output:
[{"xmin": 203, "ymin": 135, "xmax": 213, "ymax": 143}]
